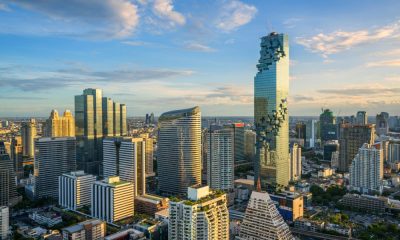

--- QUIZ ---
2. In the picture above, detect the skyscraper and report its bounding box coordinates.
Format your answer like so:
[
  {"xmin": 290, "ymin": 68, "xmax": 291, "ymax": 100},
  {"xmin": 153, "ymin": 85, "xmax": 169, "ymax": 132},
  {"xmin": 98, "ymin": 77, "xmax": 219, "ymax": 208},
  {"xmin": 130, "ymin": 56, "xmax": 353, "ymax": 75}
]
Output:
[
  {"xmin": 206, "ymin": 126, "xmax": 234, "ymax": 191},
  {"xmin": 290, "ymin": 143, "xmax": 302, "ymax": 181},
  {"xmin": 169, "ymin": 186, "xmax": 229, "ymax": 240},
  {"xmin": 158, "ymin": 106, "xmax": 202, "ymax": 196},
  {"xmin": 34, "ymin": 137, "xmax": 76, "ymax": 199},
  {"xmin": 305, "ymin": 119, "xmax": 317, "ymax": 148},
  {"xmin": 244, "ymin": 130, "xmax": 256, "ymax": 160},
  {"xmin": 356, "ymin": 111, "xmax": 368, "ymax": 125},
  {"xmin": 0, "ymin": 142, "xmax": 20, "ymax": 206},
  {"xmin": 237, "ymin": 191, "xmax": 294, "ymax": 240},
  {"xmin": 75, "ymin": 88, "xmax": 127, "ymax": 175},
  {"xmin": 75, "ymin": 89, "xmax": 103, "ymax": 175},
  {"xmin": 319, "ymin": 109, "xmax": 337, "ymax": 142},
  {"xmin": 0, "ymin": 206, "xmax": 9, "ymax": 240},
  {"xmin": 10, "ymin": 136, "xmax": 24, "ymax": 179},
  {"xmin": 338, "ymin": 124, "xmax": 375, "ymax": 172},
  {"xmin": 388, "ymin": 140, "xmax": 400, "ymax": 163},
  {"xmin": 233, "ymin": 123, "xmax": 245, "ymax": 163},
  {"xmin": 103, "ymin": 137, "xmax": 146, "ymax": 196},
  {"xmin": 91, "ymin": 176, "xmax": 134, "ymax": 223},
  {"xmin": 44, "ymin": 109, "xmax": 75, "ymax": 137},
  {"xmin": 349, "ymin": 143, "xmax": 383, "ymax": 194},
  {"xmin": 254, "ymin": 32, "xmax": 290, "ymax": 188},
  {"xmin": 21, "ymin": 118, "xmax": 36, "ymax": 158},
  {"xmin": 376, "ymin": 112, "xmax": 389, "ymax": 136},
  {"xmin": 59, "ymin": 171, "xmax": 96, "ymax": 210},
  {"xmin": 139, "ymin": 133, "xmax": 154, "ymax": 175}
]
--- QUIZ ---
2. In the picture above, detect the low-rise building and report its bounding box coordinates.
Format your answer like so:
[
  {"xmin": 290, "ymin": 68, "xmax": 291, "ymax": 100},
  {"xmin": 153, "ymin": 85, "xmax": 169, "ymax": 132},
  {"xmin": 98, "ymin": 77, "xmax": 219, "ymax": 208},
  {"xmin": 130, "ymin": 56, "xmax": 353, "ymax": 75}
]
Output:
[
  {"xmin": 62, "ymin": 219, "xmax": 106, "ymax": 240},
  {"xmin": 105, "ymin": 228, "xmax": 145, "ymax": 240},
  {"xmin": 318, "ymin": 168, "xmax": 334, "ymax": 178},
  {"xmin": 294, "ymin": 218, "xmax": 324, "ymax": 232},
  {"xmin": 29, "ymin": 212, "xmax": 62, "ymax": 227},
  {"xmin": 134, "ymin": 194, "xmax": 168, "ymax": 216},
  {"xmin": 270, "ymin": 191, "xmax": 304, "ymax": 222},
  {"xmin": 134, "ymin": 219, "xmax": 168, "ymax": 240},
  {"xmin": 340, "ymin": 194, "xmax": 386, "ymax": 213}
]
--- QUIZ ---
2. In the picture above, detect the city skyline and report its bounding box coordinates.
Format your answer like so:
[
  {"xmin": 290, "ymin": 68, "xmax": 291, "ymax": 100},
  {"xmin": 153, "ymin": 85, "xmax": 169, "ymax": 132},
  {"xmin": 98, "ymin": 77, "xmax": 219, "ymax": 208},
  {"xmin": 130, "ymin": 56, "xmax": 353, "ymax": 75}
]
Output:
[{"xmin": 1, "ymin": 0, "xmax": 400, "ymax": 117}]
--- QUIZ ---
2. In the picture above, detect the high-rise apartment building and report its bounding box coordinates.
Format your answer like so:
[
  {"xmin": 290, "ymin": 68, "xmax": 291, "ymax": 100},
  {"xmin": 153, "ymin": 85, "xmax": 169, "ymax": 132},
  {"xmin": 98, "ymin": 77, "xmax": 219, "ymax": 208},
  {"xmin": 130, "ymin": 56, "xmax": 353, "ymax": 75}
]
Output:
[
  {"xmin": 305, "ymin": 119, "xmax": 317, "ymax": 148},
  {"xmin": 0, "ymin": 143, "xmax": 20, "ymax": 206},
  {"xmin": 0, "ymin": 206, "xmax": 9, "ymax": 240},
  {"xmin": 254, "ymin": 32, "xmax": 290, "ymax": 188},
  {"xmin": 206, "ymin": 126, "xmax": 234, "ymax": 191},
  {"xmin": 290, "ymin": 143, "xmax": 302, "ymax": 181},
  {"xmin": 10, "ymin": 136, "xmax": 24, "ymax": 179},
  {"xmin": 388, "ymin": 140, "xmax": 400, "ymax": 163},
  {"xmin": 139, "ymin": 133, "xmax": 154, "ymax": 175},
  {"xmin": 376, "ymin": 112, "xmax": 389, "ymax": 136},
  {"xmin": 356, "ymin": 111, "xmax": 368, "ymax": 125},
  {"xmin": 103, "ymin": 137, "xmax": 146, "ymax": 196},
  {"xmin": 75, "ymin": 88, "xmax": 128, "ymax": 175},
  {"xmin": 319, "ymin": 109, "xmax": 337, "ymax": 142},
  {"xmin": 158, "ymin": 107, "xmax": 202, "ymax": 196},
  {"xmin": 295, "ymin": 122, "xmax": 307, "ymax": 145},
  {"xmin": 59, "ymin": 171, "xmax": 96, "ymax": 210},
  {"xmin": 21, "ymin": 118, "xmax": 36, "ymax": 158},
  {"xmin": 349, "ymin": 143, "xmax": 383, "ymax": 194},
  {"xmin": 169, "ymin": 186, "xmax": 229, "ymax": 240},
  {"xmin": 44, "ymin": 109, "xmax": 75, "ymax": 137},
  {"xmin": 34, "ymin": 137, "xmax": 76, "ymax": 199},
  {"xmin": 91, "ymin": 176, "xmax": 134, "ymax": 223},
  {"xmin": 233, "ymin": 123, "xmax": 245, "ymax": 163},
  {"xmin": 338, "ymin": 124, "xmax": 375, "ymax": 172},
  {"xmin": 237, "ymin": 191, "xmax": 294, "ymax": 240},
  {"xmin": 62, "ymin": 219, "xmax": 106, "ymax": 240},
  {"xmin": 244, "ymin": 130, "xmax": 256, "ymax": 160}
]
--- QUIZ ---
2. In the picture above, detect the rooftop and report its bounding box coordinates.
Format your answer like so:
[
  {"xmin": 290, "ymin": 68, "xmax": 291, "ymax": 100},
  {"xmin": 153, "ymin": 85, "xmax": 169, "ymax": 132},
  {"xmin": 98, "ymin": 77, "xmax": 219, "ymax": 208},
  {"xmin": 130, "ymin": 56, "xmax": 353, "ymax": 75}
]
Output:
[{"xmin": 159, "ymin": 106, "xmax": 200, "ymax": 122}]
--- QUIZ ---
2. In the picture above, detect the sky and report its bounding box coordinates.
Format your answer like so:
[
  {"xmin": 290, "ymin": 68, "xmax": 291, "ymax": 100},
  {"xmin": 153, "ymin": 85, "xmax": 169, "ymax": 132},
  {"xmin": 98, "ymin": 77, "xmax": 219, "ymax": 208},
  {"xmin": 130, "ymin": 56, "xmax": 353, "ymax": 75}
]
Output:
[{"xmin": 1, "ymin": 0, "xmax": 400, "ymax": 117}]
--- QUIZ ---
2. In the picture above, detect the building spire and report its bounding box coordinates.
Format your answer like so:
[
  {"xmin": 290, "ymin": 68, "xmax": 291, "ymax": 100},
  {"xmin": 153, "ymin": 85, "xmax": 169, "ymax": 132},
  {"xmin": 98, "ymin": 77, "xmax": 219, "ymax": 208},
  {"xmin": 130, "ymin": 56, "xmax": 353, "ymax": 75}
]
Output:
[{"xmin": 257, "ymin": 177, "xmax": 262, "ymax": 192}]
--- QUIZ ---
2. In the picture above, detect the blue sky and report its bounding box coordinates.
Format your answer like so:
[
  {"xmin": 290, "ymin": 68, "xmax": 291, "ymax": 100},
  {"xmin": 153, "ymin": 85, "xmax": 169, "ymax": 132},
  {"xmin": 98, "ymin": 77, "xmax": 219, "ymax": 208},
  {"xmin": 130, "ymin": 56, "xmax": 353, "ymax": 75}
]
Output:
[{"xmin": 1, "ymin": 0, "xmax": 400, "ymax": 117}]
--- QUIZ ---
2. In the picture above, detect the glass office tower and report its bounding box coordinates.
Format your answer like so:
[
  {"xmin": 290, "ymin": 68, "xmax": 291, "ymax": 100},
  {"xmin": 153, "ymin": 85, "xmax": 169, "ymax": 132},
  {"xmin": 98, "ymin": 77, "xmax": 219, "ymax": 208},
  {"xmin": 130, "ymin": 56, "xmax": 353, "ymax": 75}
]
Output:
[{"xmin": 254, "ymin": 32, "xmax": 290, "ymax": 188}]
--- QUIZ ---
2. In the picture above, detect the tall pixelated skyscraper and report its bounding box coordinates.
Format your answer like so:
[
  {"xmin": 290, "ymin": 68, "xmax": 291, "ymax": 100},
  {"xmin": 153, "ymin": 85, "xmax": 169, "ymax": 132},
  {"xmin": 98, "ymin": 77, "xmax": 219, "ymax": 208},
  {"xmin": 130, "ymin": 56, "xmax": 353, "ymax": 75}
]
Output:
[
  {"xmin": 21, "ymin": 118, "xmax": 36, "ymax": 158},
  {"xmin": 254, "ymin": 32, "xmax": 290, "ymax": 188}
]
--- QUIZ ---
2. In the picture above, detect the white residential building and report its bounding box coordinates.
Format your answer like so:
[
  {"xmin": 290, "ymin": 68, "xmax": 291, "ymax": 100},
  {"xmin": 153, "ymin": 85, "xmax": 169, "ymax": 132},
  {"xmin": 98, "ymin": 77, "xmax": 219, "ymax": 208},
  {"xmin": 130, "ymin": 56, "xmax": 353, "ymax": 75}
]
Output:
[
  {"xmin": 0, "ymin": 206, "xmax": 9, "ymax": 240},
  {"xmin": 206, "ymin": 126, "xmax": 234, "ymax": 191},
  {"xmin": 237, "ymin": 191, "xmax": 294, "ymax": 240},
  {"xmin": 62, "ymin": 219, "xmax": 106, "ymax": 240},
  {"xmin": 350, "ymin": 143, "xmax": 383, "ymax": 194},
  {"xmin": 290, "ymin": 143, "xmax": 302, "ymax": 181},
  {"xmin": 91, "ymin": 176, "xmax": 134, "ymax": 223},
  {"xmin": 59, "ymin": 171, "xmax": 96, "ymax": 210},
  {"xmin": 169, "ymin": 186, "xmax": 229, "ymax": 240}
]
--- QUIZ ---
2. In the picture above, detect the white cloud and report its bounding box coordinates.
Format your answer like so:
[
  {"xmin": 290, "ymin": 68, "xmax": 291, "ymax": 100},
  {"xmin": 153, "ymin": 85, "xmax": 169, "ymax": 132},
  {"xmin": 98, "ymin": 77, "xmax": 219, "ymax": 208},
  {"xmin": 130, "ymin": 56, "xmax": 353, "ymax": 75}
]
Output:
[
  {"xmin": 216, "ymin": 0, "xmax": 257, "ymax": 32},
  {"xmin": 0, "ymin": 3, "xmax": 10, "ymax": 11},
  {"xmin": 296, "ymin": 20, "xmax": 400, "ymax": 57},
  {"xmin": 283, "ymin": 18, "xmax": 302, "ymax": 29},
  {"xmin": 8, "ymin": 0, "xmax": 139, "ymax": 38},
  {"xmin": 184, "ymin": 42, "xmax": 215, "ymax": 52},
  {"xmin": 366, "ymin": 59, "xmax": 400, "ymax": 67},
  {"xmin": 121, "ymin": 40, "xmax": 149, "ymax": 46},
  {"xmin": 152, "ymin": 0, "xmax": 185, "ymax": 27}
]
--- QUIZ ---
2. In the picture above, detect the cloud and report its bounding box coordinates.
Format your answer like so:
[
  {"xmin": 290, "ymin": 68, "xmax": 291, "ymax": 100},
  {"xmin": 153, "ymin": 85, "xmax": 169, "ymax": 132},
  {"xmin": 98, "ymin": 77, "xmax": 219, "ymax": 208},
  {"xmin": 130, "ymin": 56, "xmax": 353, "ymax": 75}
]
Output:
[
  {"xmin": 292, "ymin": 95, "xmax": 314, "ymax": 102},
  {"xmin": 216, "ymin": 0, "xmax": 257, "ymax": 31},
  {"xmin": 296, "ymin": 20, "xmax": 400, "ymax": 57},
  {"xmin": 152, "ymin": 0, "xmax": 185, "ymax": 27},
  {"xmin": 184, "ymin": 42, "xmax": 216, "ymax": 52},
  {"xmin": 366, "ymin": 59, "xmax": 400, "ymax": 67},
  {"xmin": 283, "ymin": 18, "xmax": 302, "ymax": 29},
  {"xmin": 0, "ymin": 3, "xmax": 10, "ymax": 11},
  {"xmin": 121, "ymin": 40, "xmax": 150, "ymax": 46},
  {"xmin": 0, "ymin": 65, "xmax": 194, "ymax": 91},
  {"xmin": 7, "ymin": 0, "xmax": 139, "ymax": 38},
  {"xmin": 317, "ymin": 87, "xmax": 400, "ymax": 96}
]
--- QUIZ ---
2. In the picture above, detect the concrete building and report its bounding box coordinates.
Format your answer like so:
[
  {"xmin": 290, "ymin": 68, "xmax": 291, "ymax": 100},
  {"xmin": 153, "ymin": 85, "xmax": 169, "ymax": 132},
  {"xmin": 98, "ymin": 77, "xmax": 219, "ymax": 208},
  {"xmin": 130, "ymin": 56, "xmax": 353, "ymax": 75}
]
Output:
[
  {"xmin": 340, "ymin": 194, "xmax": 386, "ymax": 213},
  {"xmin": 158, "ymin": 107, "xmax": 202, "ymax": 196},
  {"xmin": 21, "ymin": 118, "xmax": 36, "ymax": 158},
  {"xmin": 254, "ymin": 32, "xmax": 290, "ymax": 188},
  {"xmin": 388, "ymin": 140, "xmax": 400, "ymax": 163},
  {"xmin": 270, "ymin": 191, "xmax": 304, "ymax": 222},
  {"xmin": 59, "ymin": 171, "xmax": 96, "ymax": 210},
  {"xmin": 91, "ymin": 176, "xmax": 134, "ymax": 223},
  {"xmin": 139, "ymin": 133, "xmax": 154, "ymax": 175},
  {"xmin": 338, "ymin": 124, "xmax": 375, "ymax": 172},
  {"xmin": 62, "ymin": 219, "xmax": 106, "ymax": 240},
  {"xmin": 356, "ymin": 111, "xmax": 368, "ymax": 125},
  {"xmin": 305, "ymin": 119, "xmax": 317, "ymax": 148},
  {"xmin": 103, "ymin": 137, "xmax": 146, "ymax": 196},
  {"xmin": 206, "ymin": 126, "xmax": 234, "ymax": 191},
  {"xmin": 237, "ymin": 191, "xmax": 294, "ymax": 240},
  {"xmin": 169, "ymin": 186, "xmax": 229, "ymax": 240},
  {"xmin": 10, "ymin": 136, "xmax": 24, "ymax": 179},
  {"xmin": 0, "ymin": 206, "xmax": 9, "ymax": 240},
  {"xmin": 376, "ymin": 112, "xmax": 389, "ymax": 136},
  {"xmin": 134, "ymin": 194, "xmax": 169, "ymax": 217},
  {"xmin": 232, "ymin": 123, "xmax": 245, "ymax": 163},
  {"xmin": 29, "ymin": 212, "xmax": 62, "ymax": 227},
  {"xmin": 44, "ymin": 109, "xmax": 75, "ymax": 137},
  {"xmin": 319, "ymin": 109, "xmax": 337, "ymax": 142},
  {"xmin": 134, "ymin": 219, "xmax": 168, "ymax": 240},
  {"xmin": 105, "ymin": 228, "xmax": 145, "ymax": 240},
  {"xmin": 0, "ymin": 142, "xmax": 20, "ymax": 206},
  {"xmin": 349, "ymin": 143, "xmax": 383, "ymax": 194},
  {"xmin": 34, "ymin": 137, "xmax": 76, "ymax": 199},
  {"xmin": 290, "ymin": 143, "xmax": 302, "ymax": 181},
  {"xmin": 244, "ymin": 130, "xmax": 256, "ymax": 160}
]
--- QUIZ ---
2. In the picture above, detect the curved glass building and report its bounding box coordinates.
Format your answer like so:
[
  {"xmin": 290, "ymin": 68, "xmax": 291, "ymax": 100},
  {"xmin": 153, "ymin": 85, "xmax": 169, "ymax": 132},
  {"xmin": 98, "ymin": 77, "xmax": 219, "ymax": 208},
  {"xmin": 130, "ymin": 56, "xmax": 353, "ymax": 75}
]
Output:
[
  {"xmin": 254, "ymin": 32, "xmax": 290, "ymax": 188},
  {"xmin": 158, "ymin": 106, "xmax": 202, "ymax": 196}
]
